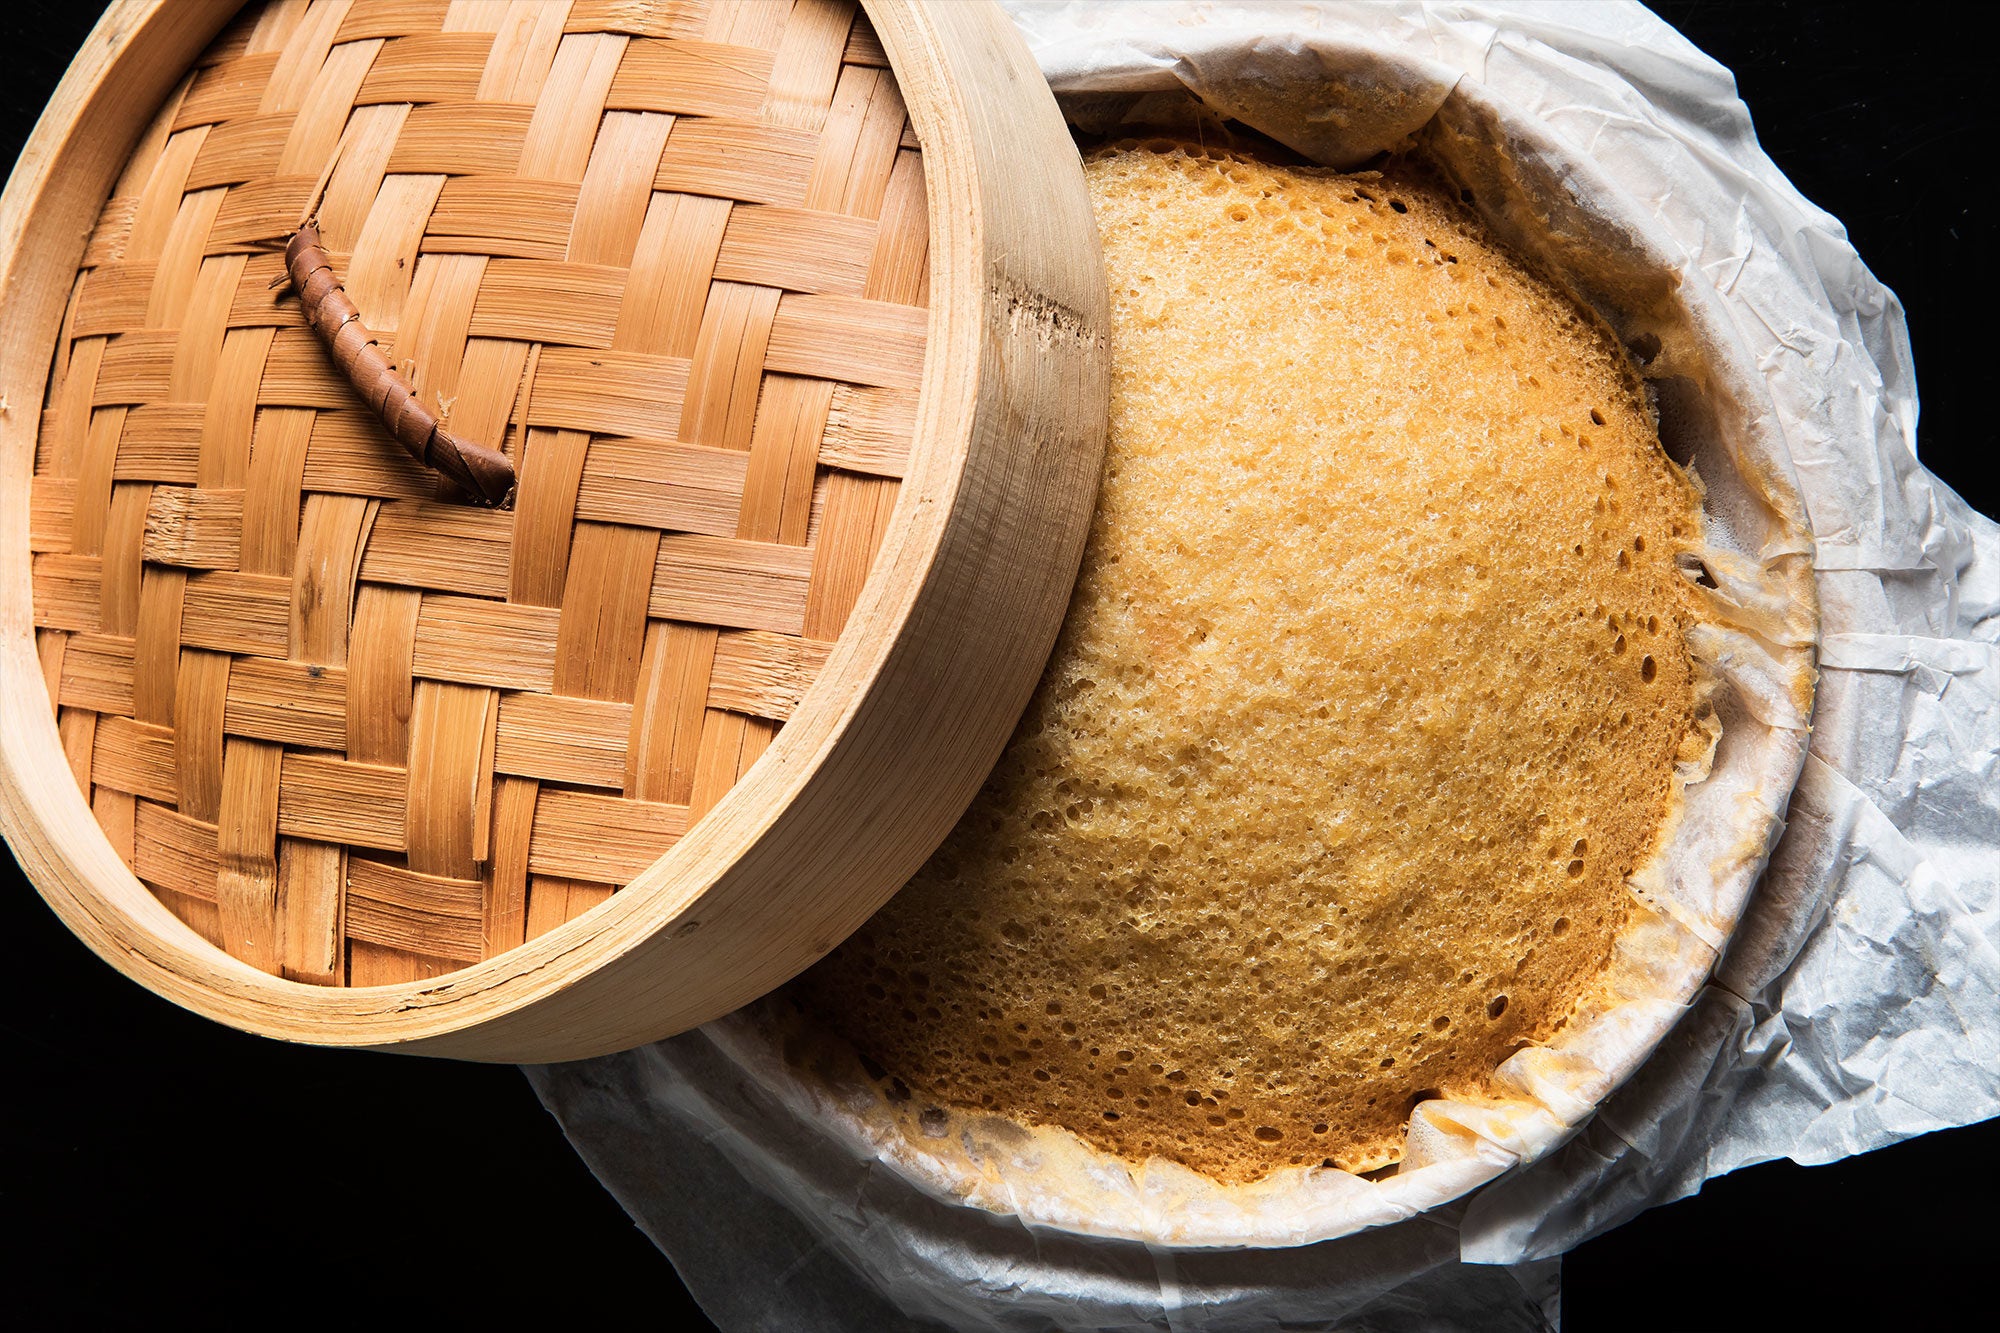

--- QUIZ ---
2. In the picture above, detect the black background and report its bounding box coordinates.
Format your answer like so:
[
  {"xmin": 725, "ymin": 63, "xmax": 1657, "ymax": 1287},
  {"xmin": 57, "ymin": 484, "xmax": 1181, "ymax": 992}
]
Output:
[{"xmin": 3, "ymin": 3, "xmax": 1992, "ymax": 1327}]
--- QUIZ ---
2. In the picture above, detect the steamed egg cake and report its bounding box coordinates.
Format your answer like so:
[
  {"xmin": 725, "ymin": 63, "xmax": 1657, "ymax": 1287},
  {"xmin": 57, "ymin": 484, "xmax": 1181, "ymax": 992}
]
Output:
[{"xmin": 786, "ymin": 143, "xmax": 1708, "ymax": 1180}]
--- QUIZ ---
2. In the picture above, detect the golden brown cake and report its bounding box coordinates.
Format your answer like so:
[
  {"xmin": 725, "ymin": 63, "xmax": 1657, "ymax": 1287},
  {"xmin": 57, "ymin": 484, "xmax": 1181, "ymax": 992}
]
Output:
[{"xmin": 783, "ymin": 142, "xmax": 1710, "ymax": 1181}]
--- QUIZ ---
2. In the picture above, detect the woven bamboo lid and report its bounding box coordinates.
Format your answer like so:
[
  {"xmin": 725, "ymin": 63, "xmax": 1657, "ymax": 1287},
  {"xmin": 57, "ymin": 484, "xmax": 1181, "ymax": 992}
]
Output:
[{"xmin": 0, "ymin": 0, "xmax": 1107, "ymax": 1058}]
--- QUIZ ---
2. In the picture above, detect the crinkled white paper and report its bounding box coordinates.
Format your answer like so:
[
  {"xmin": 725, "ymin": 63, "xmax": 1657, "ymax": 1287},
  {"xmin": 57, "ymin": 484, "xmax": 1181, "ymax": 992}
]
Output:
[{"xmin": 528, "ymin": 4, "xmax": 1999, "ymax": 1328}]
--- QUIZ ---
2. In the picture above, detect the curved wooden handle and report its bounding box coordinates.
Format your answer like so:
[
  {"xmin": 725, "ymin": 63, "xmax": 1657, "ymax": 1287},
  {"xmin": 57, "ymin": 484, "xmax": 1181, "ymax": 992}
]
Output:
[{"xmin": 285, "ymin": 222, "xmax": 516, "ymax": 507}]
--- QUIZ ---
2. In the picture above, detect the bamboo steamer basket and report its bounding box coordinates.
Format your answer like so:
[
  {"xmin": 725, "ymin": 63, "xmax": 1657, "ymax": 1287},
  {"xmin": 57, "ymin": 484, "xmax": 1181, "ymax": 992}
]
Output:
[{"xmin": 0, "ymin": 0, "xmax": 1108, "ymax": 1059}]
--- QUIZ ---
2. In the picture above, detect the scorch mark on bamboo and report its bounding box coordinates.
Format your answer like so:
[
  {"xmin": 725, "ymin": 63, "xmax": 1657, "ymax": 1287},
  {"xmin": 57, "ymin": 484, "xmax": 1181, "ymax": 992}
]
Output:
[{"xmin": 285, "ymin": 221, "xmax": 516, "ymax": 507}]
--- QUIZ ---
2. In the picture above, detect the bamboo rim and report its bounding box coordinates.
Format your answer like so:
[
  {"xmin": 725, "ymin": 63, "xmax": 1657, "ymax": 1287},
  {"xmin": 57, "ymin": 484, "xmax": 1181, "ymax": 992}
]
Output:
[{"xmin": 0, "ymin": 0, "xmax": 1109, "ymax": 1059}]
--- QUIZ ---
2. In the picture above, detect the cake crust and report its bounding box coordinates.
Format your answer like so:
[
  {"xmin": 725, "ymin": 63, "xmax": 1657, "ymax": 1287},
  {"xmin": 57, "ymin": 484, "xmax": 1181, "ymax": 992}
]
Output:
[{"xmin": 787, "ymin": 144, "xmax": 1710, "ymax": 1182}]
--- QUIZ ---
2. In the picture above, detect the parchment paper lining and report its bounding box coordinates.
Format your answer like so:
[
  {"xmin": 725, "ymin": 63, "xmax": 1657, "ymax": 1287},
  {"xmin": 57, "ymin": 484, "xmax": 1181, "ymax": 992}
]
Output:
[
  {"xmin": 692, "ymin": 39, "xmax": 1817, "ymax": 1251},
  {"xmin": 530, "ymin": 5, "xmax": 1997, "ymax": 1328}
]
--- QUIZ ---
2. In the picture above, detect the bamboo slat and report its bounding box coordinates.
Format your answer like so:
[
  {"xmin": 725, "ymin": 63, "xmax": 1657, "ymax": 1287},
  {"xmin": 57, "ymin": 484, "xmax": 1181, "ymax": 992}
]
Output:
[
  {"xmin": 359, "ymin": 501, "xmax": 512, "ymax": 596},
  {"xmin": 142, "ymin": 485, "xmax": 244, "ymax": 569},
  {"xmin": 58, "ymin": 707, "xmax": 97, "ymax": 793},
  {"xmin": 113, "ymin": 404, "xmax": 204, "ymax": 482},
  {"xmin": 354, "ymin": 33, "xmax": 494, "ymax": 104},
  {"xmin": 277, "ymin": 836, "xmax": 343, "ymax": 984},
  {"xmin": 565, "ymin": 0, "xmax": 707, "ymax": 42},
  {"xmin": 387, "ymin": 102, "xmax": 535, "ymax": 176},
  {"xmin": 224, "ymin": 656, "xmax": 348, "ymax": 749},
  {"xmin": 483, "ymin": 773, "xmax": 536, "ymax": 957},
  {"xmin": 524, "ymin": 347, "xmax": 692, "ymax": 438},
  {"xmin": 333, "ymin": 1, "xmax": 453, "ymax": 45},
  {"xmin": 172, "ymin": 647, "xmax": 229, "ymax": 820},
  {"xmin": 625, "ymin": 619, "xmax": 714, "ymax": 804},
  {"xmin": 345, "ymin": 855, "xmax": 484, "ymax": 961},
  {"xmin": 202, "ymin": 329, "xmax": 278, "ymax": 475},
  {"xmin": 573, "ymin": 437, "xmax": 744, "ymax": 535},
  {"xmin": 494, "ymin": 691, "xmax": 631, "ymax": 789},
  {"xmin": 404, "ymin": 679, "xmax": 496, "ymax": 878},
  {"xmin": 214, "ymin": 733, "xmax": 283, "ymax": 969},
  {"xmin": 819, "ymin": 382, "xmax": 915, "ymax": 476},
  {"xmin": 506, "ymin": 428, "xmax": 590, "ymax": 606},
  {"xmin": 649, "ymin": 532, "xmax": 813, "ymax": 634},
  {"xmin": 131, "ymin": 567, "xmax": 189, "ymax": 721},
  {"xmin": 91, "ymin": 715, "xmax": 179, "ymax": 803},
  {"xmin": 100, "ymin": 484, "xmax": 152, "ymax": 631},
  {"xmin": 425, "ymin": 177, "xmax": 583, "ymax": 262},
  {"xmin": 605, "ymin": 39, "xmax": 774, "ymax": 119},
  {"xmin": 315, "ymin": 103, "xmax": 408, "ymax": 250},
  {"xmin": 93, "ymin": 785, "xmax": 138, "ymax": 869},
  {"xmin": 525, "ymin": 874, "xmax": 616, "ymax": 942},
  {"xmin": 277, "ymin": 752, "xmax": 407, "ymax": 850},
  {"xmin": 32, "ymin": 554, "xmax": 103, "ymax": 632},
  {"xmin": 133, "ymin": 799, "xmax": 222, "ymax": 900},
  {"xmin": 83, "ymin": 198, "xmax": 139, "ymax": 269},
  {"xmin": 181, "ymin": 570, "xmax": 290, "ymax": 656},
  {"xmin": 185, "ymin": 112, "xmax": 292, "ymax": 190},
  {"xmin": 571, "ymin": 111, "xmax": 673, "ymax": 268},
  {"xmin": 412, "ymin": 594, "xmax": 560, "ymax": 691},
  {"xmin": 528, "ymin": 788, "xmax": 687, "ymax": 881},
  {"xmin": 708, "ymin": 629, "xmax": 833, "ymax": 722},
  {"xmin": 177, "ymin": 53, "xmax": 278, "ymax": 129},
  {"xmin": 765, "ymin": 292, "xmax": 924, "ymax": 389},
  {"xmin": 654, "ymin": 118, "xmax": 815, "ymax": 207},
  {"xmin": 73, "ymin": 264, "xmax": 158, "ymax": 338},
  {"xmin": 59, "ymin": 633, "xmax": 136, "ymax": 715},
  {"xmin": 73, "ymin": 410, "xmax": 130, "ymax": 557},
  {"xmin": 35, "ymin": 629, "xmax": 68, "ymax": 709},
  {"xmin": 345, "ymin": 583, "xmax": 418, "ymax": 762},
  {"xmin": 240, "ymin": 407, "xmax": 316, "ymax": 573}
]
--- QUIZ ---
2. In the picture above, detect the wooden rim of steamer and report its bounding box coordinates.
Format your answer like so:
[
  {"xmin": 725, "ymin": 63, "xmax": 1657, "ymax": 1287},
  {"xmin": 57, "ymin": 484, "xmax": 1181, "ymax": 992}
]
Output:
[{"xmin": 0, "ymin": 0, "xmax": 1108, "ymax": 1059}]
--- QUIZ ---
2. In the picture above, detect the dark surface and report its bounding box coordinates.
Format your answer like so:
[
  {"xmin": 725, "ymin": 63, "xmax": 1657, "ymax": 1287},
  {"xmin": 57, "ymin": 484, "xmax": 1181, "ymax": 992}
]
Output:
[
  {"xmin": 1568, "ymin": 2, "xmax": 1996, "ymax": 1324},
  {"xmin": 3, "ymin": 3, "xmax": 1992, "ymax": 1329}
]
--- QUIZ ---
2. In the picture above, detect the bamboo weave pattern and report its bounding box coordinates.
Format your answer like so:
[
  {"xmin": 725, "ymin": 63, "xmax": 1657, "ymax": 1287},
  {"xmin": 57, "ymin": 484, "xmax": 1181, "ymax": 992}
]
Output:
[{"xmin": 28, "ymin": 0, "xmax": 927, "ymax": 986}]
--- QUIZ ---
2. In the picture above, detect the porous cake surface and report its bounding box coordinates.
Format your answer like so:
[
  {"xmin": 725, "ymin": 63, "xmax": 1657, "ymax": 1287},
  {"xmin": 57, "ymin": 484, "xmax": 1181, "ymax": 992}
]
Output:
[{"xmin": 787, "ymin": 144, "xmax": 1708, "ymax": 1180}]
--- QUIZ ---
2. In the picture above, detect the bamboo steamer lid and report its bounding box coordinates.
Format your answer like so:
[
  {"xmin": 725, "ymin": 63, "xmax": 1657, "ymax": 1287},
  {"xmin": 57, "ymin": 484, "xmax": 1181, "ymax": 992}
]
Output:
[{"xmin": 0, "ymin": 0, "xmax": 1108, "ymax": 1059}]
